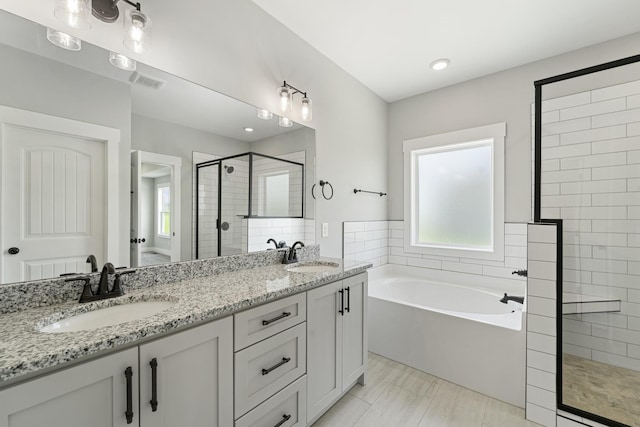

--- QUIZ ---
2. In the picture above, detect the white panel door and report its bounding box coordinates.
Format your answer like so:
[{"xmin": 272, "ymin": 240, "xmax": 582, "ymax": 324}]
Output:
[
  {"xmin": 130, "ymin": 151, "xmax": 142, "ymax": 267},
  {"xmin": 2, "ymin": 124, "xmax": 104, "ymax": 282},
  {"xmin": 306, "ymin": 281, "xmax": 343, "ymax": 423},
  {"xmin": 139, "ymin": 317, "xmax": 233, "ymax": 427},
  {"xmin": 0, "ymin": 106, "xmax": 120, "ymax": 283},
  {"xmin": 0, "ymin": 347, "xmax": 138, "ymax": 427}
]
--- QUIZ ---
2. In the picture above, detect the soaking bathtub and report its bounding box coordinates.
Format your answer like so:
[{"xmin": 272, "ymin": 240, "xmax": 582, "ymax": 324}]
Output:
[{"xmin": 368, "ymin": 264, "xmax": 526, "ymax": 407}]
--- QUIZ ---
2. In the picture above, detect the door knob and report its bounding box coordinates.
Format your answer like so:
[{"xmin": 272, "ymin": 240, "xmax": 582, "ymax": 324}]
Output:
[{"xmin": 8, "ymin": 247, "xmax": 19, "ymax": 255}]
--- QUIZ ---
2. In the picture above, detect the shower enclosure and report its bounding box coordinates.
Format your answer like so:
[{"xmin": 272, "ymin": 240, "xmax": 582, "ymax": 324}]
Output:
[
  {"xmin": 535, "ymin": 55, "xmax": 640, "ymax": 427},
  {"xmin": 196, "ymin": 152, "xmax": 304, "ymax": 258}
]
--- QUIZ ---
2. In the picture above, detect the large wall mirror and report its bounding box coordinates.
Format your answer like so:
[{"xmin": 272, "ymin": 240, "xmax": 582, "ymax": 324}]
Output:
[
  {"xmin": 0, "ymin": 9, "xmax": 316, "ymax": 285},
  {"xmin": 536, "ymin": 58, "xmax": 640, "ymax": 427}
]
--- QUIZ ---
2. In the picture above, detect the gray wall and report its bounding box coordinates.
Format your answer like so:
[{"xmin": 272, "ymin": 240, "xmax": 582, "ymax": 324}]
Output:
[
  {"xmin": 0, "ymin": 43, "xmax": 132, "ymax": 267},
  {"xmin": 0, "ymin": 0, "xmax": 389, "ymax": 258},
  {"xmin": 388, "ymin": 32, "xmax": 640, "ymax": 222},
  {"xmin": 131, "ymin": 113, "xmax": 250, "ymax": 260}
]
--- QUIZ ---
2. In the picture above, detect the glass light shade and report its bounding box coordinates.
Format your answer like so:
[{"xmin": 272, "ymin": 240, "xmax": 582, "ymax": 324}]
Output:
[
  {"xmin": 301, "ymin": 97, "xmax": 312, "ymax": 121},
  {"xmin": 257, "ymin": 109, "xmax": 273, "ymax": 120},
  {"xmin": 109, "ymin": 51, "xmax": 137, "ymax": 71},
  {"xmin": 278, "ymin": 85, "xmax": 292, "ymax": 112},
  {"xmin": 46, "ymin": 28, "xmax": 82, "ymax": 51},
  {"xmin": 278, "ymin": 116, "xmax": 293, "ymax": 128},
  {"xmin": 123, "ymin": 10, "xmax": 151, "ymax": 54},
  {"xmin": 54, "ymin": 0, "xmax": 91, "ymax": 29}
]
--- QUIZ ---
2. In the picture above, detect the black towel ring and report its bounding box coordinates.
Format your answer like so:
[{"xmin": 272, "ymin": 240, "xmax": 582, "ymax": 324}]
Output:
[
  {"xmin": 320, "ymin": 180, "xmax": 334, "ymax": 200},
  {"xmin": 311, "ymin": 183, "xmax": 317, "ymax": 200}
]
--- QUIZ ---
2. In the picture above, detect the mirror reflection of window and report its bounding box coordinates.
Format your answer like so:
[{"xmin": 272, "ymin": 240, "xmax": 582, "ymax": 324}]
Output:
[
  {"xmin": 264, "ymin": 173, "xmax": 289, "ymax": 216},
  {"xmin": 157, "ymin": 185, "xmax": 170, "ymax": 237}
]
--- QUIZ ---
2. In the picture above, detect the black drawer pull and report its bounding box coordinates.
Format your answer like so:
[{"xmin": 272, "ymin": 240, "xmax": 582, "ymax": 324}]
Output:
[
  {"xmin": 261, "ymin": 357, "xmax": 291, "ymax": 375},
  {"xmin": 345, "ymin": 287, "xmax": 351, "ymax": 313},
  {"xmin": 262, "ymin": 312, "xmax": 291, "ymax": 326},
  {"xmin": 150, "ymin": 358, "xmax": 158, "ymax": 412},
  {"xmin": 125, "ymin": 366, "xmax": 134, "ymax": 424},
  {"xmin": 338, "ymin": 289, "xmax": 344, "ymax": 315},
  {"xmin": 274, "ymin": 414, "xmax": 292, "ymax": 427}
]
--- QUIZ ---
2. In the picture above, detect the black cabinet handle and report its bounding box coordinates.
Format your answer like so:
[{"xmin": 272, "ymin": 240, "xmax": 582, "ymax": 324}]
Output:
[
  {"xmin": 262, "ymin": 312, "xmax": 291, "ymax": 326},
  {"xmin": 125, "ymin": 366, "xmax": 134, "ymax": 424},
  {"xmin": 338, "ymin": 289, "xmax": 344, "ymax": 315},
  {"xmin": 345, "ymin": 287, "xmax": 351, "ymax": 313},
  {"xmin": 150, "ymin": 358, "xmax": 158, "ymax": 412},
  {"xmin": 274, "ymin": 414, "xmax": 292, "ymax": 427},
  {"xmin": 261, "ymin": 357, "xmax": 291, "ymax": 375}
]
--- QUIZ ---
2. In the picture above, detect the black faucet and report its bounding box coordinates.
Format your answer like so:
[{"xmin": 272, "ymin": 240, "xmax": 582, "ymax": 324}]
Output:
[
  {"xmin": 65, "ymin": 263, "xmax": 135, "ymax": 303},
  {"xmin": 512, "ymin": 269, "xmax": 528, "ymax": 277},
  {"xmin": 283, "ymin": 241, "xmax": 305, "ymax": 264},
  {"xmin": 500, "ymin": 293, "xmax": 524, "ymax": 305},
  {"xmin": 97, "ymin": 263, "xmax": 116, "ymax": 295},
  {"xmin": 267, "ymin": 238, "xmax": 279, "ymax": 249},
  {"xmin": 86, "ymin": 255, "xmax": 98, "ymax": 273}
]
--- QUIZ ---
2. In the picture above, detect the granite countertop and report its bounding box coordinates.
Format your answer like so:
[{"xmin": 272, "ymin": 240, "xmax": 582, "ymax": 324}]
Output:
[{"xmin": 0, "ymin": 257, "xmax": 371, "ymax": 387}]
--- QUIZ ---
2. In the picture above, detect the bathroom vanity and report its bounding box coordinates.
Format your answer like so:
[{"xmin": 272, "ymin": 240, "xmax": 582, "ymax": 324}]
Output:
[{"xmin": 0, "ymin": 253, "xmax": 369, "ymax": 427}]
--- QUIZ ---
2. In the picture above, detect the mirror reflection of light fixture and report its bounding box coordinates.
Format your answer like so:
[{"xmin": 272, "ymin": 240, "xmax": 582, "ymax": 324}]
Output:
[
  {"xmin": 278, "ymin": 116, "xmax": 293, "ymax": 128},
  {"xmin": 54, "ymin": 0, "xmax": 91, "ymax": 29},
  {"xmin": 109, "ymin": 51, "xmax": 137, "ymax": 71},
  {"xmin": 46, "ymin": 27, "xmax": 82, "ymax": 51},
  {"xmin": 257, "ymin": 109, "xmax": 273, "ymax": 120},
  {"xmin": 278, "ymin": 81, "xmax": 312, "ymax": 121},
  {"xmin": 53, "ymin": 0, "xmax": 152, "ymax": 54}
]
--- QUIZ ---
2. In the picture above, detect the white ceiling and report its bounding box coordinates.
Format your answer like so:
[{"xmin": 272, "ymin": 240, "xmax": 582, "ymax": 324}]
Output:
[{"xmin": 253, "ymin": 0, "xmax": 640, "ymax": 102}]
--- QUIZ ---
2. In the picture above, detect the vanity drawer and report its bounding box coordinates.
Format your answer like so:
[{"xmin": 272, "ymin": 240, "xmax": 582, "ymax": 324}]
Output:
[
  {"xmin": 235, "ymin": 376, "xmax": 306, "ymax": 427},
  {"xmin": 235, "ymin": 293, "xmax": 306, "ymax": 351},
  {"xmin": 235, "ymin": 323, "xmax": 306, "ymax": 418}
]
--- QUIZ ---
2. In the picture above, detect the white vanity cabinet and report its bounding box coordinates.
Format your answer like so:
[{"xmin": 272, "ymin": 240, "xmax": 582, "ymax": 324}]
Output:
[
  {"xmin": 0, "ymin": 317, "xmax": 233, "ymax": 427},
  {"xmin": 306, "ymin": 273, "xmax": 367, "ymax": 424},
  {"xmin": 138, "ymin": 317, "xmax": 233, "ymax": 427},
  {"xmin": 0, "ymin": 347, "xmax": 139, "ymax": 427}
]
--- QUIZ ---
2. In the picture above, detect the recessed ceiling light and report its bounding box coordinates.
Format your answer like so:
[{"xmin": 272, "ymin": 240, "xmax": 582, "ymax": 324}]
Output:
[
  {"xmin": 430, "ymin": 58, "xmax": 450, "ymax": 71},
  {"xmin": 244, "ymin": 127, "xmax": 254, "ymax": 132}
]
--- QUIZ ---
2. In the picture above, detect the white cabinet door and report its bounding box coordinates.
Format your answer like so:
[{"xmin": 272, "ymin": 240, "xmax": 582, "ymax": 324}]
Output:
[
  {"xmin": 306, "ymin": 280, "xmax": 343, "ymax": 423},
  {"xmin": 139, "ymin": 317, "xmax": 233, "ymax": 427},
  {"xmin": 0, "ymin": 348, "xmax": 138, "ymax": 427},
  {"xmin": 342, "ymin": 273, "xmax": 367, "ymax": 389}
]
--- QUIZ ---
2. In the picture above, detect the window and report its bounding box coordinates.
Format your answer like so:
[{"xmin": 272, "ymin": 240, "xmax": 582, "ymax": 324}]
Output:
[
  {"xmin": 157, "ymin": 184, "xmax": 170, "ymax": 237},
  {"xmin": 403, "ymin": 123, "xmax": 505, "ymax": 261},
  {"xmin": 264, "ymin": 172, "xmax": 289, "ymax": 216}
]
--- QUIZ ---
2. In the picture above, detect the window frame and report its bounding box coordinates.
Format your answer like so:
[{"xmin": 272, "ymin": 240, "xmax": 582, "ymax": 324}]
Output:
[
  {"xmin": 402, "ymin": 122, "xmax": 506, "ymax": 261},
  {"xmin": 156, "ymin": 183, "xmax": 171, "ymax": 239}
]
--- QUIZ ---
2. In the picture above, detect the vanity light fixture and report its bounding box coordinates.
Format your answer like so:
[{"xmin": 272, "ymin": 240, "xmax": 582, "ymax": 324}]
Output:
[
  {"xmin": 257, "ymin": 109, "xmax": 273, "ymax": 120},
  {"xmin": 46, "ymin": 27, "xmax": 82, "ymax": 51},
  {"xmin": 54, "ymin": 0, "xmax": 91, "ymax": 29},
  {"xmin": 278, "ymin": 81, "xmax": 313, "ymax": 121},
  {"xmin": 278, "ymin": 116, "xmax": 293, "ymax": 128},
  {"xmin": 53, "ymin": 0, "xmax": 152, "ymax": 54},
  {"xmin": 430, "ymin": 58, "xmax": 451, "ymax": 71},
  {"xmin": 109, "ymin": 51, "xmax": 137, "ymax": 71}
]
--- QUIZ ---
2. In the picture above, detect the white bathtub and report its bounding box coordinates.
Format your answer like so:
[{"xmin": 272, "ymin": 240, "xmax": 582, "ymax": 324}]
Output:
[{"xmin": 368, "ymin": 264, "xmax": 526, "ymax": 407}]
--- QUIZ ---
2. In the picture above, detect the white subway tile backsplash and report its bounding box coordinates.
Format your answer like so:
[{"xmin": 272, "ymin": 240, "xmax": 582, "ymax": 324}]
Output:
[
  {"xmin": 529, "ymin": 261, "xmax": 557, "ymax": 281},
  {"xmin": 543, "ymin": 117, "xmax": 591, "ymax": 136},
  {"xmin": 527, "ymin": 367, "xmax": 556, "ymax": 392},
  {"xmin": 560, "ymin": 125, "xmax": 625, "ymax": 146},
  {"xmin": 592, "ymin": 350, "xmax": 640, "ymax": 371},
  {"xmin": 560, "ymin": 99, "xmax": 626, "ymax": 122},
  {"xmin": 592, "ymin": 135, "xmax": 640, "ymax": 154},
  {"xmin": 592, "ymin": 324, "xmax": 640, "ymax": 345},
  {"xmin": 560, "ymin": 179, "xmax": 627, "ymax": 195},
  {"xmin": 440, "ymin": 261, "xmax": 482, "ymax": 274},
  {"xmin": 542, "ymin": 91, "xmax": 591, "ymax": 112},
  {"xmin": 628, "ymin": 122, "xmax": 640, "ymax": 137},
  {"xmin": 528, "ymin": 243, "xmax": 557, "ymax": 262},
  {"xmin": 527, "ymin": 385, "xmax": 556, "ymax": 411},
  {"xmin": 593, "ymin": 192, "xmax": 640, "ymax": 206},
  {"xmin": 528, "ymin": 278, "xmax": 557, "ymax": 299},
  {"xmin": 529, "ymin": 314, "xmax": 556, "ymax": 336},
  {"xmin": 592, "ymin": 79, "xmax": 640, "ymax": 102},
  {"xmin": 528, "ymin": 296, "xmax": 557, "ymax": 318},
  {"xmin": 527, "ymin": 349, "xmax": 556, "ymax": 373},
  {"xmin": 541, "ymin": 195, "xmax": 591, "ymax": 208},
  {"xmin": 592, "ymin": 107, "xmax": 640, "ymax": 128},
  {"xmin": 542, "ymin": 144, "xmax": 591, "ymax": 161},
  {"xmin": 563, "ymin": 343, "xmax": 592, "ymax": 359},
  {"xmin": 563, "ymin": 331, "xmax": 626, "ymax": 356},
  {"xmin": 526, "ymin": 403, "xmax": 557, "ymax": 427}
]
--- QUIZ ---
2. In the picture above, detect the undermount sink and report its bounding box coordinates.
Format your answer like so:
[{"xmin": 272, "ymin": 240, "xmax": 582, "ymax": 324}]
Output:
[
  {"xmin": 286, "ymin": 261, "xmax": 340, "ymax": 273},
  {"xmin": 39, "ymin": 300, "xmax": 176, "ymax": 333}
]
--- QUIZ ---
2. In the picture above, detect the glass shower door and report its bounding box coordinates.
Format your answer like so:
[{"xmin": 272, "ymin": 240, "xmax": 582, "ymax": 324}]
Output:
[{"xmin": 219, "ymin": 156, "xmax": 249, "ymax": 256}]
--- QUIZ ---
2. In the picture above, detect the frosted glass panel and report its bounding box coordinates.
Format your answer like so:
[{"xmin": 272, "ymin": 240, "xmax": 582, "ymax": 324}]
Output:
[{"xmin": 416, "ymin": 142, "xmax": 492, "ymax": 250}]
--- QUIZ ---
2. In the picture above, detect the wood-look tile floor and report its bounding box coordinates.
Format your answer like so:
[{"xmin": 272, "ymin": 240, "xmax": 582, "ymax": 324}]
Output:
[
  {"xmin": 563, "ymin": 353, "xmax": 640, "ymax": 427},
  {"xmin": 312, "ymin": 353, "xmax": 541, "ymax": 427}
]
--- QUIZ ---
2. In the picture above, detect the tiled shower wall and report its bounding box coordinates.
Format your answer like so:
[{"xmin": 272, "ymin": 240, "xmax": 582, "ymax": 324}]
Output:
[
  {"xmin": 540, "ymin": 80, "xmax": 640, "ymax": 372},
  {"xmin": 252, "ymin": 151, "xmax": 305, "ymax": 217},
  {"xmin": 193, "ymin": 152, "xmax": 219, "ymax": 258},
  {"xmin": 343, "ymin": 220, "xmax": 528, "ymax": 281}
]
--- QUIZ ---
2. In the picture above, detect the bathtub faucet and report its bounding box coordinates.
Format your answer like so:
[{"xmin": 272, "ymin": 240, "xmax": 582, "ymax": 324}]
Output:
[{"xmin": 500, "ymin": 293, "xmax": 524, "ymax": 305}]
